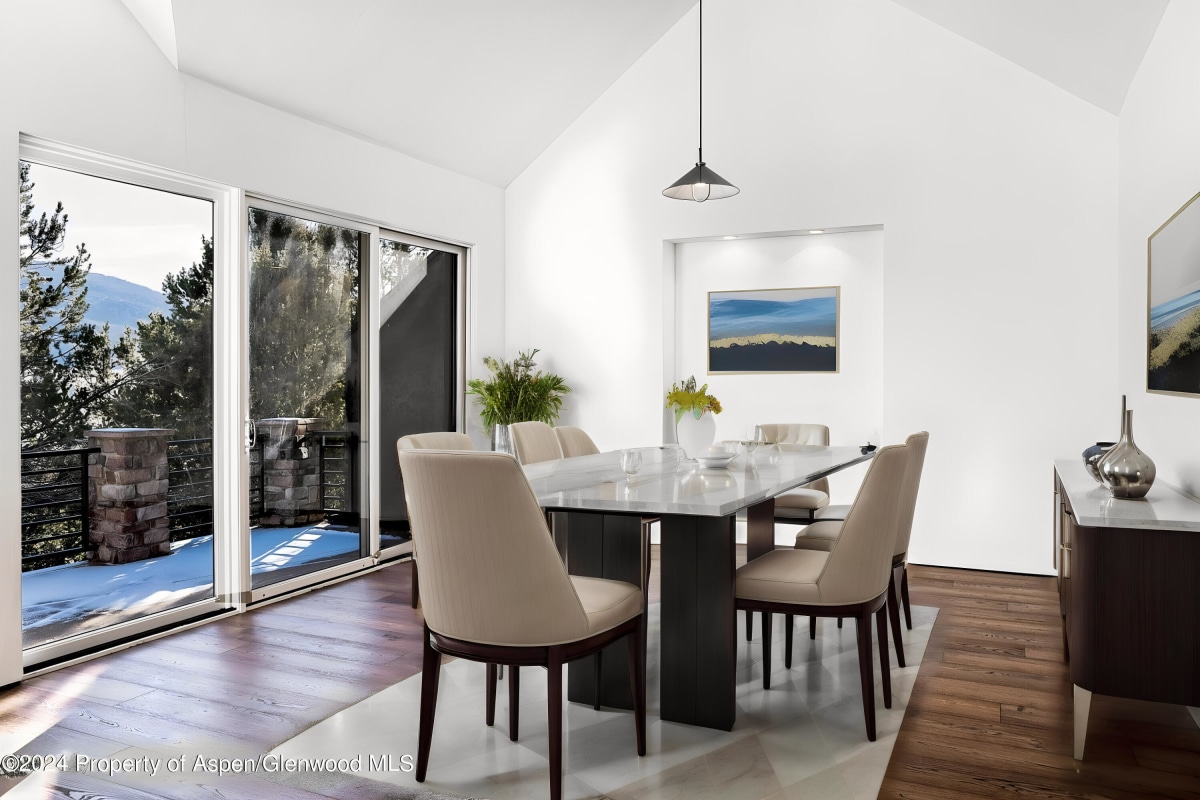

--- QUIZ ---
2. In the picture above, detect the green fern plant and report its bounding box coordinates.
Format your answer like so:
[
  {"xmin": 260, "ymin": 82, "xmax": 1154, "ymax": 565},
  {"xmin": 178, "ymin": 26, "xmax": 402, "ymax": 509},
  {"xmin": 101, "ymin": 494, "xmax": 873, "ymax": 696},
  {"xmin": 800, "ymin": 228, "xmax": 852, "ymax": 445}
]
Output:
[{"xmin": 466, "ymin": 349, "xmax": 571, "ymax": 432}]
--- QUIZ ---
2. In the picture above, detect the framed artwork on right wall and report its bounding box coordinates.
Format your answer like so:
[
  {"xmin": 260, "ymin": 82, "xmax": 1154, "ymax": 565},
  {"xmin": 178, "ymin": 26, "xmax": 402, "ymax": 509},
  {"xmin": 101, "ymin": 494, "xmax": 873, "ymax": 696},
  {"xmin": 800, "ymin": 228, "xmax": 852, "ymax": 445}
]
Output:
[{"xmin": 1149, "ymin": 190, "xmax": 1200, "ymax": 396}]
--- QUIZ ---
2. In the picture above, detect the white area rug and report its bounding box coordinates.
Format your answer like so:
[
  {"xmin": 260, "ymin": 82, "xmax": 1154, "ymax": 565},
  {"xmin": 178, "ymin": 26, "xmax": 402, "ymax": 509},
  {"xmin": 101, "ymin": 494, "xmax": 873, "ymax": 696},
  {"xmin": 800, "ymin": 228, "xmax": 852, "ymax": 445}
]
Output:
[{"xmin": 273, "ymin": 604, "xmax": 937, "ymax": 800}]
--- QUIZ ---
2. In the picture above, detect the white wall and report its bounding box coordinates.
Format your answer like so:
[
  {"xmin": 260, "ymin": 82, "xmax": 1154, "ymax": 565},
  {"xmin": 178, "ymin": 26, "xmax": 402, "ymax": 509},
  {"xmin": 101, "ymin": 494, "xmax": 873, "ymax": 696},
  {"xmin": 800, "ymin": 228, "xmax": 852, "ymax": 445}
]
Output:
[
  {"xmin": 674, "ymin": 232, "xmax": 884, "ymax": 502},
  {"xmin": 0, "ymin": 4, "xmax": 17, "ymax": 689},
  {"xmin": 506, "ymin": 0, "xmax": 1119, "ymax": 575},
  {"xmin": 0, "ymin": 0, "xmax": 506, "ymax": 686},
  {"xmin": 1118, "ymin": 0, "xmax": 1200, "ymax": 497}
]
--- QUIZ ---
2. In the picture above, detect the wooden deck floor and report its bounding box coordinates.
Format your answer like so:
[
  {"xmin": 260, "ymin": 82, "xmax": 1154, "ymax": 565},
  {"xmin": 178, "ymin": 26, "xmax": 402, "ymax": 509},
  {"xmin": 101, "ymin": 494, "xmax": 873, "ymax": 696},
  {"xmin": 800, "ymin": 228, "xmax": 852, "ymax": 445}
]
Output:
[{"xmin": 1, "ymin": 556, "xmax": 1198, "ymax": 798}]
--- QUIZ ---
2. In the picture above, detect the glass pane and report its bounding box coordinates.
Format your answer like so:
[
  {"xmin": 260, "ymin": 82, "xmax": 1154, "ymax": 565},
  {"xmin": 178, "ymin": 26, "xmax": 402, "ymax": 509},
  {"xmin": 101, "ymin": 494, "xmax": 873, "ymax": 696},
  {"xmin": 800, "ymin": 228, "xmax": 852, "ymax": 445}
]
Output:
[
  {"xmin": 248, "ymin": 207, "xmax": 366, "ymax": 588},
  {"xmin": 378, "ymin": 237, "xmax": 458, "ymax": 551},
  {"xmin": 19, "ymin": 160, "xmax": 215, "ymax": 649}
]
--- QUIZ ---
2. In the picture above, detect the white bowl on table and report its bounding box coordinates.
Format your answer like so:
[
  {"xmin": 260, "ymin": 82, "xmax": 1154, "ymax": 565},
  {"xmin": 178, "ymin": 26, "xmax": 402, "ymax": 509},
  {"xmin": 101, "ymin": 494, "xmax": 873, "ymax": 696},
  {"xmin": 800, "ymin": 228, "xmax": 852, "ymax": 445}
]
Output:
[{"xmin": 696, "ymin": 444, "xmax": 737, "ymax": 469}]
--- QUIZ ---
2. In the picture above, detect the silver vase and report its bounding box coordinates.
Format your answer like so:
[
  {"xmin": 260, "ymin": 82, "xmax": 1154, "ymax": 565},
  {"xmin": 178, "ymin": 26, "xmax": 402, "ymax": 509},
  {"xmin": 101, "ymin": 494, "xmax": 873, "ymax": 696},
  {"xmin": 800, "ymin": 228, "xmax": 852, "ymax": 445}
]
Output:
[
  {"xmin": 491, "ymin": 424, "xmax": 513, "ymax": 455},
  {"xmin": 1098, "ymin": 408, "xmax": 1155, "ymax": 499}
]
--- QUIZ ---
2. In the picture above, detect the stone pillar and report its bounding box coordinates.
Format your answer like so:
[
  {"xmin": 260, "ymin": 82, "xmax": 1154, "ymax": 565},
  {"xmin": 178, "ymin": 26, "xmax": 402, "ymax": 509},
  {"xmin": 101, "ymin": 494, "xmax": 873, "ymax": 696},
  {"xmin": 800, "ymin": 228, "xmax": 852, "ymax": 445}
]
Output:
[
  {"xmin": 85, "ymin": 428, "xmax": 174, "ymax": 565},
  {"xmin": 258, "ymin": 417, "xmax": 325, "ymax": 527}
]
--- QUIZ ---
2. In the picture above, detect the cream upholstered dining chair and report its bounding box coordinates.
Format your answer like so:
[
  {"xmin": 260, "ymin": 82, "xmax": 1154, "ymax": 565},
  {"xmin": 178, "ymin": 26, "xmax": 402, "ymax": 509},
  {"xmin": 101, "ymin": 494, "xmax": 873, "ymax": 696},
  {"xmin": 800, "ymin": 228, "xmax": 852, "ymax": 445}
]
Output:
[
  {"xmin": 743, "ymin": 423, "xmax": 833, "ymax": 641},
  {"xmin": 554, "ymin": 425, "xmax": 656, "ymax": 604},
  {"xmin": 554, "ymin": 425, "xmax": 601, "ymax": 458},
  {"xmin": 792, "ymin": 432, "xmax": 929, "ymax": 667},
  {"xmin": 509, "ymin": 420, "xmax": 565, "ymax": 464},
  {"xmin": 398, "ymin": 449, "xmax": 647, "ymax": 800},
  {"xmin": 758, "ymin": 423, "xmax": 833, "ymax": 521},
  {"xmin": 734, "ymin": 437, "xmax": 915, "ymax": 741},
  {"xmin": 397, "ymin": 432, "xmax": 475, "ymax": 610}
]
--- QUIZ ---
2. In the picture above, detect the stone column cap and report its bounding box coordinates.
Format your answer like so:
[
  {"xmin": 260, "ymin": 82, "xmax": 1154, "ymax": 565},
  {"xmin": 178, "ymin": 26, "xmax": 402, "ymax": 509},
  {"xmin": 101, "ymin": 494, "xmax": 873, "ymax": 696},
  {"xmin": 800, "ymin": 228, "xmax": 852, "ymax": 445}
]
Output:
[{"xmin": 86, "ymin": 428, "xmax": 176, "ymax": 437}]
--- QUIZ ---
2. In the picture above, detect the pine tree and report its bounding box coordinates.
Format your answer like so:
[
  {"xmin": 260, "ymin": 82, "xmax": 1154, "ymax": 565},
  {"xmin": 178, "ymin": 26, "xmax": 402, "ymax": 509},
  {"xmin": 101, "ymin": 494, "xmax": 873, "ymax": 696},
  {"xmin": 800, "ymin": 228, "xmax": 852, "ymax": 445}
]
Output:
[
  {"xmin": 18, "ymin": 161, "xmax": 152, "ymax": 449},
  {"xmin": 248, "ymin": 208, "xmax": 360, "ymax": 430},
  {"xmin": 108, "ymin": 236, "xmax": 214, "ymax": 438}
]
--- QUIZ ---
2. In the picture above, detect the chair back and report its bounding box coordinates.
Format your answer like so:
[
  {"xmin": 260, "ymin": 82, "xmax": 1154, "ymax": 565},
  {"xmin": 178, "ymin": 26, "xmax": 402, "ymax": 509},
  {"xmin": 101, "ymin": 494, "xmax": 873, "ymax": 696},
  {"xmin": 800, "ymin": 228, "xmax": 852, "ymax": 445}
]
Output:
[
  {"xmin": 893, "ymin": 431, "xmax": 929, "ymax": 560},
  {"xmin": 509, "ymin": 421, "xmax": 564, "ymax": 465},
  {"xmin": 555, "ymin": 426, "xmax": 600, "ymax": 458},
  {"xmin": 758, "ymin": 423, "xmax": 831, "ymax": 494},
  {"xmin": 396, "ymin": 433, "xmax": 475, "ymax": 560},
  {"xmin": 815, "ymin": 439, "xmax": 911, "ymax": 604},
  {"xmin": 397, "ymin": 431, "xmax": 475, "ymax": 451},
  {"xmin": 398, "ymin": 449, "xmax": 591, "ymax": 645}
]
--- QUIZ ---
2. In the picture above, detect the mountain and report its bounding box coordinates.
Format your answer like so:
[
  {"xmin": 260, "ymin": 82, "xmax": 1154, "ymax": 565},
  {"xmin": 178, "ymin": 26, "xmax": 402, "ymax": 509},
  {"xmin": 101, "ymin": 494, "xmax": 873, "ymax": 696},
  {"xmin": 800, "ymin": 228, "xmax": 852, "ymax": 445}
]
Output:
[
  {"xmin": 25, "ymin": 262, "xmax": 168, "ymax": 335},
  {"xmin": 83, "ymin": 272, "xmax": 169, "ymax": 334}
]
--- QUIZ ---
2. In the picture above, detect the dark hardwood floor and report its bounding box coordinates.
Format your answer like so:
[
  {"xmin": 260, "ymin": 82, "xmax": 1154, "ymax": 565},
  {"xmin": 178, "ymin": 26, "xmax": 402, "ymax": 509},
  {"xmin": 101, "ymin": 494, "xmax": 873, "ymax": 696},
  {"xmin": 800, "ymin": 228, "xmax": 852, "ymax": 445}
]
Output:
[
  {"xmin": 2, "ymin": 555, "xmax": 1198, "ymax": 799},
  {"xmin": 879, "ymin": 565, "xmax": 1200, "ymax": 800}
]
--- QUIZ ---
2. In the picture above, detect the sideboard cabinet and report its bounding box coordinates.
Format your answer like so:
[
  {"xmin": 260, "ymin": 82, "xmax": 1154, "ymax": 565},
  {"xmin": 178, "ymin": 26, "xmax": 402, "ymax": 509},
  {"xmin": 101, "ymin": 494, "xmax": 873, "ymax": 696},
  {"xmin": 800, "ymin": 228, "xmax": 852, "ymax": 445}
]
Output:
[{"xmin": 1053, "ymin": 460, "xmax": 1200, "ymax": 759}]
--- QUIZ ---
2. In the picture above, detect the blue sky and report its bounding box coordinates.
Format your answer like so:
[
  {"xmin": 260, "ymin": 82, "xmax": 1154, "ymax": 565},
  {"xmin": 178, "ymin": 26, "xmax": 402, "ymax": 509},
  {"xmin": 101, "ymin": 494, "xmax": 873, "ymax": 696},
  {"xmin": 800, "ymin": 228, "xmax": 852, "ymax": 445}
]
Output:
[{"xmin": 710, "ymin": 288, "xmax": 838, "ymax": 340}]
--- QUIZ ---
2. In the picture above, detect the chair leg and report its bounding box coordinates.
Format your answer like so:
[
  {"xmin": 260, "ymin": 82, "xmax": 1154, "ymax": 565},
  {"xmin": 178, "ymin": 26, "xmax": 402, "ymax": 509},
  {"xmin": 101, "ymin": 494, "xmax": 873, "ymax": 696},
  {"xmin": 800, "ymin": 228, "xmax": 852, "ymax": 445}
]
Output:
[
  {"xmin": 508, "ymin": 666, "xmax": 520, "ymax": 741},
  {"xmin": 746, "ymin": 608, "xmax": 754, "ymax": 641},
  {"xmin": 416, "ymin": 629, "xmax": 441, "ymax": 781},
  {"xmin": 410, "ymin": 559, "xmax": 420, "ymax": 609},
  {"xmin": 887, "ymin": 568, "xmax": 906, "ymax": 668},
  {"xmin": 761, "ymin": 612, "xmax": 773, "ymax": 690},
  {"xmin": 809, "ymin": 615, "xmax": 816, "ymax": 640},
  {"xmin": 854, "ymin": 610, "xmax": 877, "ymax": 742},
  {"xmin": 876, "ymin": 603, "xmax": 892, "ymax": 709},
  {"xmin": 901, "ymin": 564, "xmax": 913, "ymax": 630},
  {"xmin": 784, "ymin": 614, "xmax": 794, "ymax": 669},
  {"xmin": 626, "ymin": 617, "xmax": 647, "ymax": 756},
  {"xmin": 486, "ymin": 664, "xmax": 497, "ymax": 726},
  {"xmin": 548, "ymin": 646, "xmax": 565, "ymax": 800}
]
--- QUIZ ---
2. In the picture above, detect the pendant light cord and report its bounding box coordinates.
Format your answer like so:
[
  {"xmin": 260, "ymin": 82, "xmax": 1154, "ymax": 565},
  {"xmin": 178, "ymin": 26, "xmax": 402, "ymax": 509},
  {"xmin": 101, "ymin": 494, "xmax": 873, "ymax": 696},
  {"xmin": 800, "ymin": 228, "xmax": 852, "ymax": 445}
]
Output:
[{"xmin": 698, "ymin": 0, "xmax": 703, "ymax": 165}]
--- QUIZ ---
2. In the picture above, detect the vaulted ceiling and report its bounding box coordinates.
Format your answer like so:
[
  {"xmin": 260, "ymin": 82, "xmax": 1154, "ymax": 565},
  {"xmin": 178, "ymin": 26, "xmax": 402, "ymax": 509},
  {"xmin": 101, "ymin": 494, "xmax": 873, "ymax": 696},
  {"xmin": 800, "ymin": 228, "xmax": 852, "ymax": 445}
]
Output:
[{"xmin": 119, "ymin": 0, "xmax": 1169, "ymax": 188}]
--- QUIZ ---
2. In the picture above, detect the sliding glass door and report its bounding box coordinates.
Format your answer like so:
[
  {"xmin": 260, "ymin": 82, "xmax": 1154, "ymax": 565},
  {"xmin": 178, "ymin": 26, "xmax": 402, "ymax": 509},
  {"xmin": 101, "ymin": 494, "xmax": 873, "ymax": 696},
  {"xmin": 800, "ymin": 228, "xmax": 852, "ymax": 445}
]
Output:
[
  {"xmin": 18, "ymin": 145, "xmax": 224, "ymax": 660},
  {"xmin": 14, "ymin": 138, "xmax": 467, "ymax": 667},
  {"xmin": 246, "ymin": 202, "xmax": 371, "ymax": 590},
  {"xmin": 377, "ymin": 231, "xmax": 464, "ymax": 556}
]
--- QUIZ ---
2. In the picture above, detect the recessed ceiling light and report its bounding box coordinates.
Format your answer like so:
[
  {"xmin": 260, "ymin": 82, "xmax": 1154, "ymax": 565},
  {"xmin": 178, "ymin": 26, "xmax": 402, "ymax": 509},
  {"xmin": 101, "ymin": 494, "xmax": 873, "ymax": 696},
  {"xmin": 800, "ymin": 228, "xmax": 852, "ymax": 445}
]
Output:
[
  {"xmin": 808, "ymin": 229, "xmax": 825, "ymax": 235},
  {"xmin": 723, "ymin": 235, "xmax": 738, "ymax": 240}
]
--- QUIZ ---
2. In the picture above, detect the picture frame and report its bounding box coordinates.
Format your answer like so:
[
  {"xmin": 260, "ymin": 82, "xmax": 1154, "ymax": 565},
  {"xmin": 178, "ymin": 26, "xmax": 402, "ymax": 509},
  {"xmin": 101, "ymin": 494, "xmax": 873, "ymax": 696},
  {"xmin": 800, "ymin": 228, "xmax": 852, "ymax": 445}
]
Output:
[
  {"xmin": 1148, "ymin": 190, "xmax": 1200, "ymax": 396},
  {"xmin": 708, "ymin": 286, "xmax": 839, "ymax": 374}
]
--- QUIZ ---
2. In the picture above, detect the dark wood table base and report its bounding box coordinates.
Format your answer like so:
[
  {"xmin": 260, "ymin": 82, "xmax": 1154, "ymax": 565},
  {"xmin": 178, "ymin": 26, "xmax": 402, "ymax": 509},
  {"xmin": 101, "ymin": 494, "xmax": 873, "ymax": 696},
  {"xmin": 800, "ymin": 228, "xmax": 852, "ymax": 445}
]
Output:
[{"xmin": 558, "ymin": 498, "xmax": 776, "ymax": 731}]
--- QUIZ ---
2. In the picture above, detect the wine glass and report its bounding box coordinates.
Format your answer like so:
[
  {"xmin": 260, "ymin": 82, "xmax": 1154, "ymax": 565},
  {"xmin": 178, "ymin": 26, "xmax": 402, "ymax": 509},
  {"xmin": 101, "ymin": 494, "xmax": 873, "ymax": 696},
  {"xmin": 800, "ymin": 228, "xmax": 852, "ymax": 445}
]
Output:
[
  {"xmin": 743, "ymin": 425, "xmax": 764, "ymax": 457},
  {"xmin": 620, "ymin": 448, "xmax": 643, "ymax": 477}
]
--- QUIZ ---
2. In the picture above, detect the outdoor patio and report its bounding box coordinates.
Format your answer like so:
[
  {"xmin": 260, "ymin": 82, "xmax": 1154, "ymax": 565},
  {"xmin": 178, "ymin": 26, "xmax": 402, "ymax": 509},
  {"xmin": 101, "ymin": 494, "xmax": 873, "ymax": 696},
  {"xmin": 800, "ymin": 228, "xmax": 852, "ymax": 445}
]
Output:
[{"xmin": 21, "ymin": 524, "xmax": 369, "ymax": 649}]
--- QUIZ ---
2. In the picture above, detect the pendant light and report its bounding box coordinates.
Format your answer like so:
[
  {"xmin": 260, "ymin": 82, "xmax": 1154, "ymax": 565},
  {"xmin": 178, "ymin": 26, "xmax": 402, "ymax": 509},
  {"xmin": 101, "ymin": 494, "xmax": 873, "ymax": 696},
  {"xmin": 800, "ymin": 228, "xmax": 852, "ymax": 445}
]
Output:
[{"xmin": 663, "ymin": 0, "xmax": 739, "ymax": 202}]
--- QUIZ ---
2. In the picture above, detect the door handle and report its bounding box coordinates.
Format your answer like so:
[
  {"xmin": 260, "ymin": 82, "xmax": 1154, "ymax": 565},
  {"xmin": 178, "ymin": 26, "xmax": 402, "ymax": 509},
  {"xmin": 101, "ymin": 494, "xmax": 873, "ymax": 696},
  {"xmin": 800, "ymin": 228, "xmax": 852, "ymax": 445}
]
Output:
[{"xmin": 245, "ymin": 418, "xmax": 257, "ymax": 450}]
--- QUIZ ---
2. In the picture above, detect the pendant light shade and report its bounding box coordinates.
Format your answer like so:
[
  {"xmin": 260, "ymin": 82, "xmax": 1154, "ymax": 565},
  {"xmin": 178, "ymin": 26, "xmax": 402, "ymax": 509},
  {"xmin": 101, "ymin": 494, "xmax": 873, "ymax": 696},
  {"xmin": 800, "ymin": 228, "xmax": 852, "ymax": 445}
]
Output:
[
  {"xmin": 663, "ymin": 0, "xmax": 738, "ymax": 202},
  {"xmin": 662, "ymin": 158, "xmax": 739, "ymax": 202}
]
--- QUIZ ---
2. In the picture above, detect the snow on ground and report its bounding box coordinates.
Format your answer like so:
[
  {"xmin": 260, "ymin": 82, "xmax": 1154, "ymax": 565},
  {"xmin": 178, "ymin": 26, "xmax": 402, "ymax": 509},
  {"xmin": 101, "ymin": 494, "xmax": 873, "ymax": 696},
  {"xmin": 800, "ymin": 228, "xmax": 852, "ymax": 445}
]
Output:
[{"xmin": 21, "ymin": 525, "xmax": 362, "ymax": 647}]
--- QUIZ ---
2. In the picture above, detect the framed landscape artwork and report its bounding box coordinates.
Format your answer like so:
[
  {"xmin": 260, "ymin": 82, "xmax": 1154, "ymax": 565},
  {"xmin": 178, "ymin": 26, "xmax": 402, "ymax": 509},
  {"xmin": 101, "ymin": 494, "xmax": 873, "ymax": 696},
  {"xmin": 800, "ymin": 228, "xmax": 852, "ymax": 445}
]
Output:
[
  {"xmin": 708, "ymin": 286, "xmax": 839, "ymax": 374},
  {"xmin": 1149, "ymin": 190, "xmax": 1200, "ymax": 396}
]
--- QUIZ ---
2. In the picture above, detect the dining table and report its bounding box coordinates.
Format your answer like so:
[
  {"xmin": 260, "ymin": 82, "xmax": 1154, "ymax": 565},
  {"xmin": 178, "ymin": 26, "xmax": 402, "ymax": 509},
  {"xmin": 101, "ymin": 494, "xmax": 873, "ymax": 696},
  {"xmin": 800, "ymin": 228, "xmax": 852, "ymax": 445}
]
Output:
[{"xmin": 522, "ymin": 442, "xmax": 874, "ymax": 731}]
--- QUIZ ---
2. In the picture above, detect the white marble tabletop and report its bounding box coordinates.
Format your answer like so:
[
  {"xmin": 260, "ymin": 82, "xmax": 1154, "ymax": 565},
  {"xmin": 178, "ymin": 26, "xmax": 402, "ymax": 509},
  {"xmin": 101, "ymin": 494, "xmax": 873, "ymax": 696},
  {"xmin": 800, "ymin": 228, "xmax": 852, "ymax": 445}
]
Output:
[
  {"xmin": 524, "ymin": 444, "xmax": 873, "ymax": 517},
  {"xmin": 1055, "ymin": 459, "xmax": 1200, "ymax": 532}
]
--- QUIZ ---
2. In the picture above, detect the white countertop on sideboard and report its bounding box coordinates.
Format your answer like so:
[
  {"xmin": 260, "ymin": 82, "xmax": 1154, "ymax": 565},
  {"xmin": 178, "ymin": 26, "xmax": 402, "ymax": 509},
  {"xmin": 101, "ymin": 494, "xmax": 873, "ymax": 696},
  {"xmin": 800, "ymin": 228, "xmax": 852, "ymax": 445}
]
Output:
[{"xmin": 1055, "ymin": 459, "xmax": 1200, "ymax": 532}]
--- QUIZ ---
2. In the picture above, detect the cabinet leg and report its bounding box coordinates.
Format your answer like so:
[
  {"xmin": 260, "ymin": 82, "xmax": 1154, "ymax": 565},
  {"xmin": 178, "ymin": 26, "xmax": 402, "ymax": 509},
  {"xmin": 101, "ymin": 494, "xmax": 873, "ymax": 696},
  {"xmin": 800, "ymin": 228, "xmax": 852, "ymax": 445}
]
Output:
[{"xmin": 1073, "ymin": 684, "xmax": 1091, "ymax": 760}]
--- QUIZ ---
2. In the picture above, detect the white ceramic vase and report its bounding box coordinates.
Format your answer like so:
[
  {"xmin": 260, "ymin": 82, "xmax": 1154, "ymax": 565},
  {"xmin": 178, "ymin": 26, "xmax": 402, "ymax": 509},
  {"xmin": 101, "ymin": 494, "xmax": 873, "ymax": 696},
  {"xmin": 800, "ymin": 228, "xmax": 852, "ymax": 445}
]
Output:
[{"xmin": 676, "ymin": 411, "xmax": 716, "ymax": 459}]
